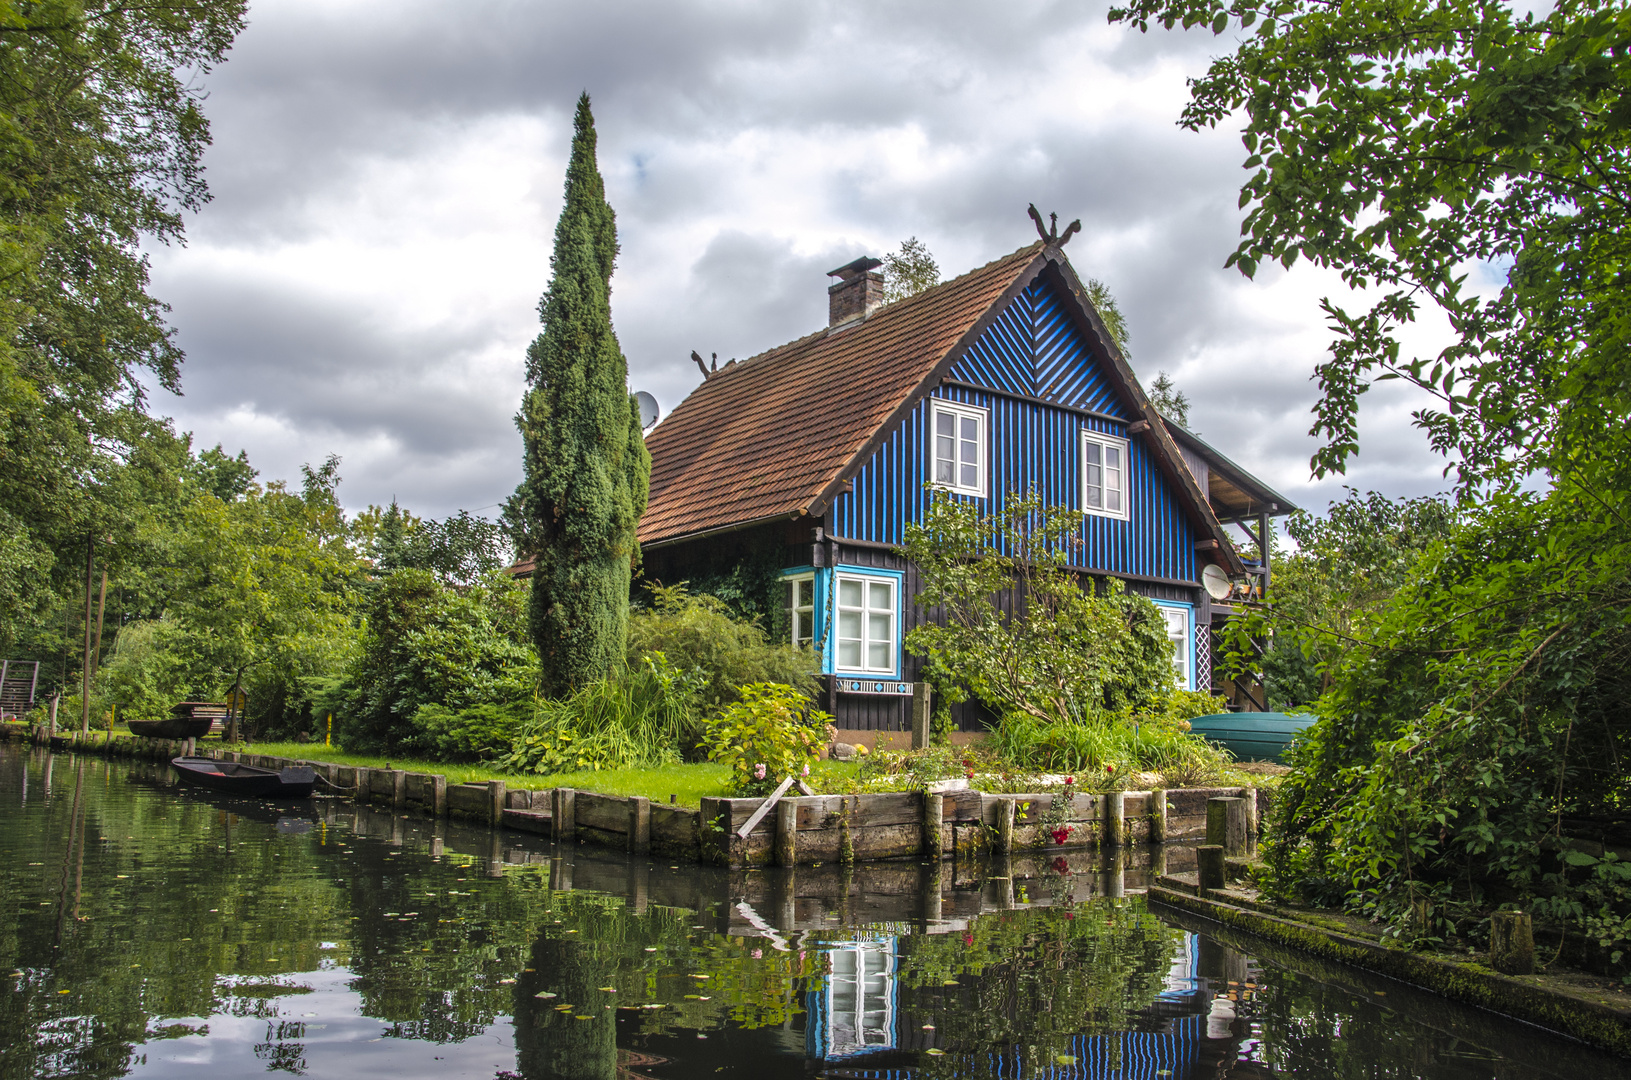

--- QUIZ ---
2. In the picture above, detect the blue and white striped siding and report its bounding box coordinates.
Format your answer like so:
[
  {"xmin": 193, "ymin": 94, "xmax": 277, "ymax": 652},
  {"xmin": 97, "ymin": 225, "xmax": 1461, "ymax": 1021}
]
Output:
[{"xmin": 828, "ymin": 280, "xmax": 1199, "ymax": 583}]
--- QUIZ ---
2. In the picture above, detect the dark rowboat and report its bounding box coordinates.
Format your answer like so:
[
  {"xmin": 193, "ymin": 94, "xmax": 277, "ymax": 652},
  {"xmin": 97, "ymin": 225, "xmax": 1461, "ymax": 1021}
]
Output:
[{"xmin": 171, "ymin": 757, "xmax": 316, "ymax": 798}]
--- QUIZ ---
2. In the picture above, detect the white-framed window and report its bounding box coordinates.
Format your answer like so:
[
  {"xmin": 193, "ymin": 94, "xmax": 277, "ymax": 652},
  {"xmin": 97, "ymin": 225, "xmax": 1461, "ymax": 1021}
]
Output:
[
  {"xmin": 930, "ymin": 400, "xmax": 987, "ymax": 496},
  {"xmin": 783, "ymin": 574, "xmax": 816, "ymax": 649},
  {"xmin": 1082, "ymin": 430, "xmax": 1129, "ymax": 519},
  {"xmin": 835, "ymin": 573, "xmax": 897, "ymax": 674},
  {"xmin": 1158, "ymin": 604, "xmax": 1193, "ymax": 690}
]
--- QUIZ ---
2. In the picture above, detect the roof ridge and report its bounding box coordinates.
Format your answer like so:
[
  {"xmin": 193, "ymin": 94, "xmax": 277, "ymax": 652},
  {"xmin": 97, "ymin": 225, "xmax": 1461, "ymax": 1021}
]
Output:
[{"xmin": 702, "ymin": 240, "xmax": 1046, "ymax": 381}]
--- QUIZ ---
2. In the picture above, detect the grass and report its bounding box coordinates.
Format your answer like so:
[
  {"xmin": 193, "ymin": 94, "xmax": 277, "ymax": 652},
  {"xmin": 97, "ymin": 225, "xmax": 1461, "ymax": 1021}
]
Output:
[{"xmin": 237, "ymin": 742, "xmax": 861, "ymax": 807}]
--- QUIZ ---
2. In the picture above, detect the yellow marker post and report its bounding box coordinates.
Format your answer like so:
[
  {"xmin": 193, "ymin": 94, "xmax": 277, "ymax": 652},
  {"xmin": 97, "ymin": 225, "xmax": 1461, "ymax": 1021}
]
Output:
[{"xmin": 326, "ymin": 713, "xmax": 332, "ymax": 747}]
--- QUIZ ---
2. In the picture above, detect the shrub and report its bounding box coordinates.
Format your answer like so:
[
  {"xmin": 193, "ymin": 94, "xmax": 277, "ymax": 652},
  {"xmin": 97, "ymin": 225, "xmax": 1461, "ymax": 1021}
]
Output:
[
  {"xmin": 702, "ymin": 683, "xmax": 829, "ymax": 797},
  {"xmin": 408, "ymin": 702, "xmax": 528, "ymax": 761},
  {"xmin": 990, "ymin": 709, "xmax": 1230, "ymax": 787},
  {"xmin": 628, "ymin": 584, "xmax": 819, "ymax": 716},
  {"xmin": 500, "ymin": 656, "xmax": 703, "ymax": 774}
]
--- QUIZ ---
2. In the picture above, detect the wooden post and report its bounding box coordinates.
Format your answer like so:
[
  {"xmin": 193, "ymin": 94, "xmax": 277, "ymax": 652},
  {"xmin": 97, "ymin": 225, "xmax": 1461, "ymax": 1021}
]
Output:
[
  {"xmin": 353, "ymin": 768, "xmax": 371, "ymax": 804},
  {"xmin": 1105, "ymin": 790, "xmax": 1126, "ymax": 849},
  {"xmin": 1490, "ymin": 911, "xmax": 1536, "ymax": 975},
  {"xmin": 392, "ymin": 770, "xmax": 407, "ymax": 812},
  {"xmin": 1207, "ymin": 796, "xmax": 1249, "ymax": 857},
  {"xmin": 80, "ymin": 536, "xmax": 94, "ymax": 735},
  {"xmin": 486, "ymin": 780, "xmax": 505, "ymax": 826},
  {"xmin": 628, "ymin": 795, "xmax": 651, "ymax": 854},
  {"xmin": 922, "ymin": 789, "xmax": 943, "ymax": 858},
  {"xmin": 1237, "ymin": 786, "xmax": 1259, "ymax": 843},
  {"xmin": 775, "ymin": 799, "xmax": 798, "ymax": 867},
  {"xmin": 431, "ymin": 774, "xmax": 447, "ymax": 817},
  {"xmin": 995, "ymin": 798, "xmax": 1015, "ymax": 854},
  {"xmin": 910, "ymin": 681, "xmax": 932, "ymax": 750},
  {"xmin": 1149, "ymin": 789, "xmax": 1167, "ymax": 844},
  {"xmin": 1197, "ymin": 845, "xmax": 1226, "ymax": 892},
  {"xmin": 553, "ymin": 788, "xmax": 576, "ymax": 841}
]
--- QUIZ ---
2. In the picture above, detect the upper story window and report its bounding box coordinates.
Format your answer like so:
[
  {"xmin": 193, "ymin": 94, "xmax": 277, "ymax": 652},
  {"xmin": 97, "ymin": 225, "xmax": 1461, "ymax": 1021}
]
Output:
[
  {"xmin": 782, "ymin": 574, "xmax": 816, "ymax": 649},
  {"xmin": 1082, "ymin": 430, "xmax": 1129, "ymax": 519},
  {"xmin": 930, "ymin": 400, "xmax": 987, "ymax": 497},
  {"xmin": 835, "ymin": 573, "xmax": 897, "ymax": 674}
]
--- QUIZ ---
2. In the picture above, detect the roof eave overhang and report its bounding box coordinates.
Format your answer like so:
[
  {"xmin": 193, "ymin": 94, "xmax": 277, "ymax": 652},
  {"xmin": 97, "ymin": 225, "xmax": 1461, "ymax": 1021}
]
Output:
[{"xmin": 1165, "ymin": 422, "xmax": 1301, "ymax": 519}]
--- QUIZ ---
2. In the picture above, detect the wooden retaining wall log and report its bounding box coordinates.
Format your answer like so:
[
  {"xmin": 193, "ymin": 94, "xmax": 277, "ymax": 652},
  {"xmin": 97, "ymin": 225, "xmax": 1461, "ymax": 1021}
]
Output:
[
  {"xmin": 1237, "ymin": 786, "xmax": 1259, "ymax": 842},
  {"xmin": 553, "ymin": 788, "xmax": 576, "ymax": 841},
  {"xmin": 1491, "ymin": 911, "xmax": 1536, "ymax": 975},
  {"xmin": 446, "ymin": 782, "xmax": 491, "ymax": 820},
  {"xmin": 353, "ymin": 768, "xmax": 372, "ymax": 804},
  {"xmin": 922, "ymin": 789, "xmax": 943, "ymax": 857},
  {"xmin": 995, "ymin": 798, "xmax": 1015, "ymax": 853},
  {"xmin": 1197, "ymin": 844, "xmax": 1226, "ymax": 891},
  {"xmin": 1105, "ymin": 791, "xmax": 1125, "ymax": 849},
  {"xmin": 1150, "ymin": 788, "xmax": 1168, "ymax": 843},
  {"xmin": 576, "ymin": 791, "xmax": 630, "ymax": 835},
  {"xmin": 650, "ymin": 804, "xmax": 697, "ymax": 857},
  {"xmin": 775, "ymin": 799, "xmax": 797, "ymax": 867},
  {"xmin": 486, "ymin": 781, "xmax": 505, "ymax": 826},
  {"xmin": 628, "ymin": 795, "xmax": 650, "ymax": 854},
  {"xmin": 1207, "ymin": 796, "xmax": 1250, "ymax": 857}
]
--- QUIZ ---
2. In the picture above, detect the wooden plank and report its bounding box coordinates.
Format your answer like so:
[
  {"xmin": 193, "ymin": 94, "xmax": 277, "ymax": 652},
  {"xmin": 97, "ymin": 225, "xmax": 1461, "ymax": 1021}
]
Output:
[
  {"xmin": 502, "ymin": 809, "xmax": 552, "ymax": 836},
  {"xmin": 446, "ymin": 784, "xmax": 490, "ymax": 816},
  {"xmin": 792, "ymin": 792, "xmax": 921, "ymax": 831},
  {"xmin": 736, "ymin": 775, "xmax": 795, "ymax": 838},
  {"xmin": 575, "ymin": 824, "xmax": 627, "ymax": 851},
  {"xmin": 576, "ymin": 792, "xmax": 630, "ymax": 835},
  {"xmin": 651, "ymin": 805, "xmax": 698, "ymax": 846},
  {"xmin": 945, "ymin": 789, "xmax": 983, "ymax": 821}
]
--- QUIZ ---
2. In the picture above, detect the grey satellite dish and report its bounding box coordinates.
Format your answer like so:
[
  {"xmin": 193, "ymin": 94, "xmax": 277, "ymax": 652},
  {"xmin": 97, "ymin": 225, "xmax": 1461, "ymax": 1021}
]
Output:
[
  {"xmin": 634, "ymin": 390, "xmax": 660, "ymax": 430},
  {"xmin": 1202, "ymin": 563, "xmax": 1233, "ymax": 602}
]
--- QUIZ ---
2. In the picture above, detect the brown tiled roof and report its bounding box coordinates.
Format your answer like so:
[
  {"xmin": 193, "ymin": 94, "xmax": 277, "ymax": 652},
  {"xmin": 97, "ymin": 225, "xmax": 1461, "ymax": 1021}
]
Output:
[{"xmin": 639, "ymin": 243, "xmax": 1046, "ymax": 545}]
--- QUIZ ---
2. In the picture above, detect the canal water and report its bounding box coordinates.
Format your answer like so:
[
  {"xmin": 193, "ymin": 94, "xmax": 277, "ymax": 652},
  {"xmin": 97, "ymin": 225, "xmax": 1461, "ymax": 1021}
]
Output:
[{"xmin": 2, "ymin": 746, "xmax": 1623, "ymax": 1079}]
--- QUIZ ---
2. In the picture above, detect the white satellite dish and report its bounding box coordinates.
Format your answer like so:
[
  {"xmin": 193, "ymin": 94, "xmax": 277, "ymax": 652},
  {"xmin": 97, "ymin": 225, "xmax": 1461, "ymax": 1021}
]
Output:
[
  {"xmin": 634, "ymin": 390, "xmax": 660, "ymax": 430},
  {"xmin": 1202, "ymin": 563, "xmax": 1233, "ymax": 602}
]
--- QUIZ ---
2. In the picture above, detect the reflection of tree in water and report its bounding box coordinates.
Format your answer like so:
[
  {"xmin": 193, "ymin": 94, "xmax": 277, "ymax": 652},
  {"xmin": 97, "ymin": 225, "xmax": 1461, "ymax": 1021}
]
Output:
[{"xmin": 253, "ymin": 1020, "xmax": 308, "ymax": 1074}]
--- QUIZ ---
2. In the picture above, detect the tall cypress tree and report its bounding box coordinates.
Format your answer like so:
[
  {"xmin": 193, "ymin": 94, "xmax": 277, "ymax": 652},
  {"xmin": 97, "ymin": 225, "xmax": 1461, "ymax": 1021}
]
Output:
[{"xmin": 515, "ymin": 93, "xmax": 650, "ymax": 697}]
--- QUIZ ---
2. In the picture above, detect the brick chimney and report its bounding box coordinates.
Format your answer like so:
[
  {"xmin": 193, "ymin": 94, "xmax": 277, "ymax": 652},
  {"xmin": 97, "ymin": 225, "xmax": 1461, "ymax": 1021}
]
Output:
[{"xmin": 827, "ymin": 256, "xmax": 885, "ymax": 327}]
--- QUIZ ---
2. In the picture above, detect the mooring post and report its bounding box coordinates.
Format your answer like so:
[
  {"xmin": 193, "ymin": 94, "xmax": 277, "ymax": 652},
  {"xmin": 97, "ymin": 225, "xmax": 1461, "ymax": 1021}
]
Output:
[
  {"xmin": 910, "ymin": 681, "xmax": 932, "ymax": 750},
  {"xmin": 1197, "ymin": 844, "xmax": 1226, "ymax": 892},
  {"xmin": 775, "ymin": 799, "xmax": 798, "ymax": 867},
  {"xmin": 1105, "ymin": 790, "xmax": 1126, "ymax": 849},
  {"xmin": 922, "ymin": 790, "xmax": 943, "ymax": 858},
  {"xmin": 1490, "ymin": 911, "xmax": 1536, "ymax": 975},
  {"xmin": 1207, "ymin": 796, "xmax": 1249, "ymax": 857},
  {"xmin": 431, "ymin": 774, "xmax": 447, "ymax": 817},
  {"xmin": 628, "ymin": 795, "xmax": 651, "ymax": 854},
  {"xmin": 1237, "ymin": 786, "xmax": 1259, "ymax": 844},
  {"xmin": 995, "ymin": 798, "xmax": 1015, "ymax": 854},
  {"xmin": 392, "ymin": 770, "xmax": 407, "ymax": 812},
  {"xmin": 1149, "ymin": 788, "xmax": 1167, "ymax": 844},
  {"xmin": 353, "ymin": 768, "xmax": 371, "ymax": 805},
  {"xmin": 487, "ymin": 780, "xmax": 505, "ymax": 827}
]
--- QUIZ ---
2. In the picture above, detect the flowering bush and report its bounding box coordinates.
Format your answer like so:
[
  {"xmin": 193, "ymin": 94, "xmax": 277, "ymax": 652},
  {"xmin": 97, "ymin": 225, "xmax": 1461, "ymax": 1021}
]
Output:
[{"xmin": 702, "ymin": 683, "xmax": 830, "ymax": 796}]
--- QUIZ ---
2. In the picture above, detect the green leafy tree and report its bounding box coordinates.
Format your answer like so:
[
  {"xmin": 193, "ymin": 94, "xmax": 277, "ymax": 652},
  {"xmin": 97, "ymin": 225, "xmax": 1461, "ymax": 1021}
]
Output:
[
  {"xmin": 511, "ymin": 93, "xmax": 650, "ymax": 697},
  {"xmin": 1083, "ymin": 278, "xmax": 1130, "ymax": 358},
  {"xmin": 1147, "ymin": 371, "xmax": 1189, "ymax": 428},
  {"xmin": 0, "ymin": 0, "xmax": 246, "ymax": 647},
  {"xmin": 1229, "ymin": 490, "xmax": 1456, "ymax": 709},
  {"xmin": 901, "ymin": 489, "xmax": 1174, "ymax": 727},
  {"xmin": 882, "ymin": 236, "xmax": 940, "ymax": 303},
  {"xmin": 1108, "ymin": 0, "xmax": 1630, "ymax": 493}
]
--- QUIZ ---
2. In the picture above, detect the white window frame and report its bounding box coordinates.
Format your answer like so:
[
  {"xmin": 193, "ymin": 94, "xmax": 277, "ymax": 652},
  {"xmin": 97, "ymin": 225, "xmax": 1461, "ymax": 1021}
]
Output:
[
  {"xmin": 783, "ymin": 573, "xmax": 816, "ymax": 649},
  {"xmin": 929, "ymin": 400, "xmax": 988, "ymax": 497},
  {"xmin": 833, "ymin": 572, "xmax": 898, "ymax": 675},
  {"xmin": 1081, "ymin": 430, "xmax": 1130, "ymax": 520},
  {"xmin": 1154, "ymin": 603, "xmax": 1193, "ymax": 690}
]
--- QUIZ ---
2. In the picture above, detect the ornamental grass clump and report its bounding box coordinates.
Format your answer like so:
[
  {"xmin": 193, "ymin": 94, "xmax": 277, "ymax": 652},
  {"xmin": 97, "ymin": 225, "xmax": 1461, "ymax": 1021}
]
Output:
[
  {"xmin": 701, "ymin": 683, "xmax": 830, "ymax": 797},
  {"xmin": 500, "ymin": 655, "xmax": 703, "ymax": 774}
]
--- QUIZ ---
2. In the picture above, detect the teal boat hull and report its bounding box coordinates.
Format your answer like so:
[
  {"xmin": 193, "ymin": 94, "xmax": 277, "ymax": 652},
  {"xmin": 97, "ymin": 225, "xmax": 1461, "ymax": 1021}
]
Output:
[{"xmin": 1188, "ymin": 711, "xmax": 1316, "ymax": 764}]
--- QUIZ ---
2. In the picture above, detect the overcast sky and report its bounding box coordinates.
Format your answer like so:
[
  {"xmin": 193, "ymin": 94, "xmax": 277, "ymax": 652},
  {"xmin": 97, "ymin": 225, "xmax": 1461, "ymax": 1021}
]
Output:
[{"xmin": 146, "ymin": 0, "xmax": 1459, "ymax": 527}]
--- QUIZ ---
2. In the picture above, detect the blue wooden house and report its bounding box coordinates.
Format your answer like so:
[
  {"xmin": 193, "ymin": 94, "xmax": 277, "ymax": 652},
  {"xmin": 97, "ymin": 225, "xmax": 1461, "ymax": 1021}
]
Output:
[{"xmin": 640, "ymin": 234, "xmax": 1292, "ymax": 731}]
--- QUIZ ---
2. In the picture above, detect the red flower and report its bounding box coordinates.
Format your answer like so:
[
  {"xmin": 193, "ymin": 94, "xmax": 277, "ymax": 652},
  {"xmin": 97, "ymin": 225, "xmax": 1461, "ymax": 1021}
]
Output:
[
  {"xmin": 963, "ymin": 932, "xmax": 974, "ymax": 946},
  {"xmin": 1063, "ymin": 776, "xmax": 1075, "ymax": 786},
  {"xmin": 1064, "ymin": 912, "xmax": 1075, "ymax": 920},
  {"xmin": 1049, "ymin": 826, "xmax": 1071, "ymax": 846},
  {"xmin": 965, "ymin": 769, "xmax": 975, "ymax": 779},
  {"xmin": 1105, "ymin": 763, "xmax": 1115, "ymax": 774}
]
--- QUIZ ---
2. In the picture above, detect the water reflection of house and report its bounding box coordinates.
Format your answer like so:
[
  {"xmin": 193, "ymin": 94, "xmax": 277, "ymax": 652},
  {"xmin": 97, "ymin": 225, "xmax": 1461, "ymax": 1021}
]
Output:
[{"xmin": 804, "ymin": 932, "xmax": 1230, "ymax": 1078}]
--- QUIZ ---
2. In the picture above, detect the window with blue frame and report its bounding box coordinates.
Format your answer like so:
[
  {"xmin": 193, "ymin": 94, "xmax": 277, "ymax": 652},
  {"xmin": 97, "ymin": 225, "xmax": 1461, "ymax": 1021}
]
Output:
[
  {"xmin": 834, "ymin": 572, "xmax": 897, "ymax": 675},
  {"xmin": 1152, "ymin": 601, "xmax": 1194, "ymax": 690}
]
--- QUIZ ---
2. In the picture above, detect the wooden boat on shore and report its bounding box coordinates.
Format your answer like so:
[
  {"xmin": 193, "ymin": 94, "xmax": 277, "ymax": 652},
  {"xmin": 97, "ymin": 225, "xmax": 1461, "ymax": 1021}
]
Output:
[
  {"xmin": 170, "ymin": 756, "xmax": 316, "ymax": 798},
  {"xmin": 128, "ymin": 716, "xmax": 214, "ymax": 739}
]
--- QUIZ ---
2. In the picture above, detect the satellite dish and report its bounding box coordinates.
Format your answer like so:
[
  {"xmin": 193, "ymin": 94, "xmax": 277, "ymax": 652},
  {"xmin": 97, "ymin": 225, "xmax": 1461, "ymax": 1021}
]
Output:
[
  {"xmin": 634, "ymin": 390, "xmax": 660, "ymax": 430},
  {"xmin": 1202, "ymin": 563, "xmax": 1233, "ymax": 602}
]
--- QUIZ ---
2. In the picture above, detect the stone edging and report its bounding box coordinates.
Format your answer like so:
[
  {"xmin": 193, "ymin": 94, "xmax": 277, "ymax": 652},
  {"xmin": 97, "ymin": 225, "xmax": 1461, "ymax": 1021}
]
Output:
[{"xmin": 1147, "ymin": 886, "xmax": 1631, "ymax": 1058}]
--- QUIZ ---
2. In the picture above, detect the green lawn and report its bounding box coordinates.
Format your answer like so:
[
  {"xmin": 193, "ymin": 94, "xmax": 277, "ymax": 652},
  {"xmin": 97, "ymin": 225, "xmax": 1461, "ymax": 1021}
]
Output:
[{"xmin": 243, "ymin": 742, "xmax": 860, "ymax": 807}]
